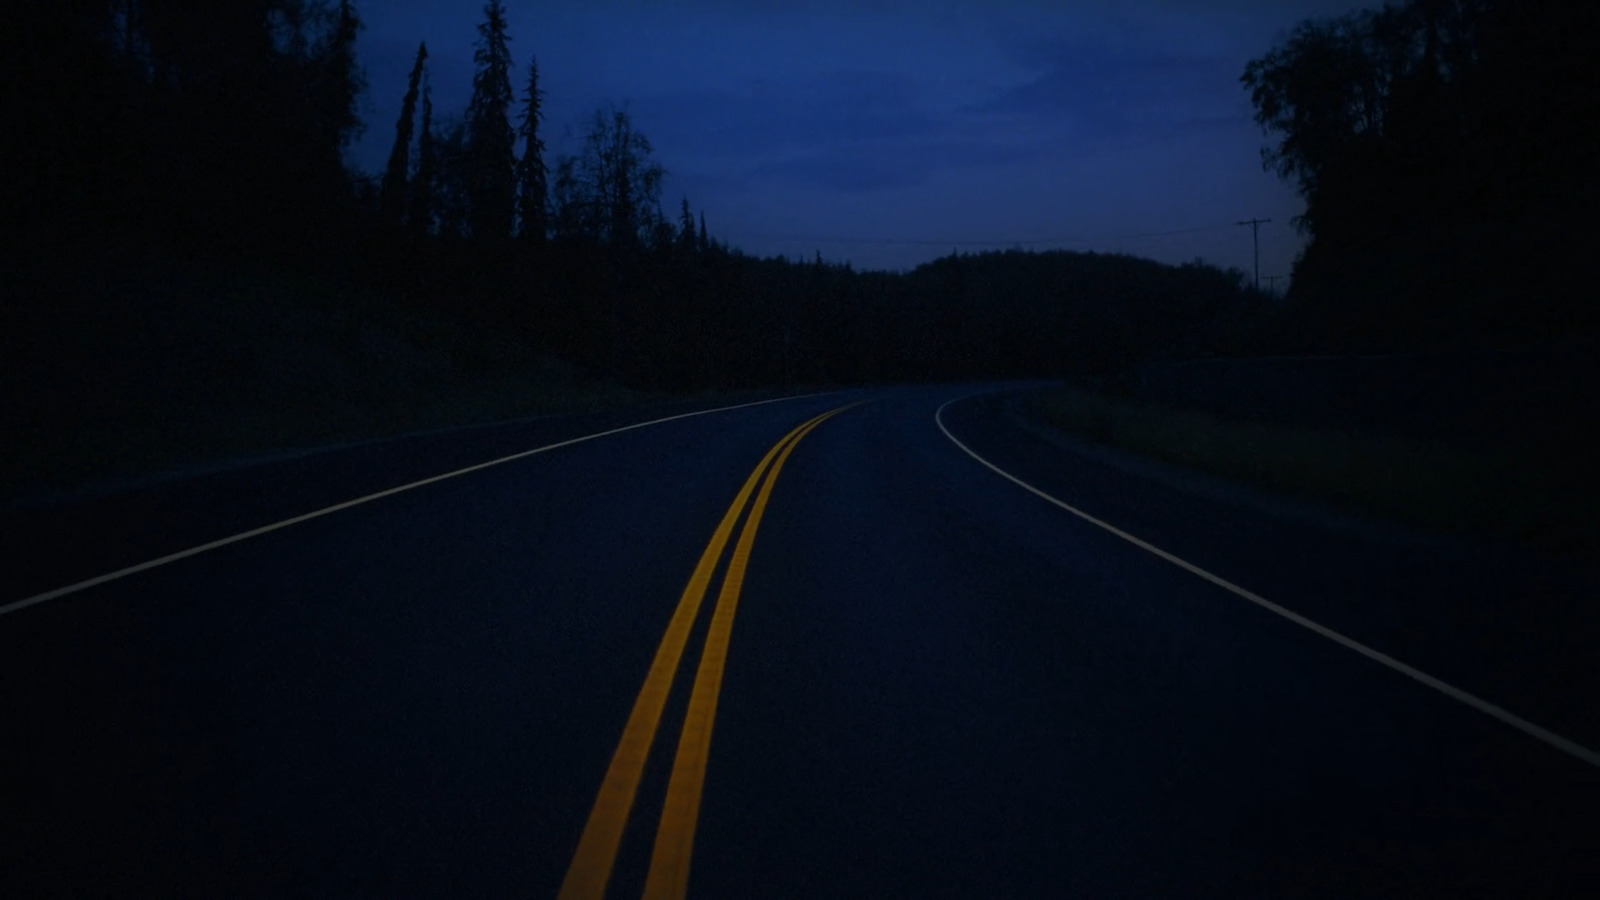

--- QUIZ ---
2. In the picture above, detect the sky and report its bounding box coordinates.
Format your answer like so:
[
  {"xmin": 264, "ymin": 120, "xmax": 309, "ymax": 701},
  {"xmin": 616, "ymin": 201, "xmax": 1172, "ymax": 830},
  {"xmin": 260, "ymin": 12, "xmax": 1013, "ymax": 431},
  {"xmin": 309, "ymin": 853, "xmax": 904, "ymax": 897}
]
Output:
[{"xmin": 349, "ymin": 0, "xmax": 1370, "ymax": 281}]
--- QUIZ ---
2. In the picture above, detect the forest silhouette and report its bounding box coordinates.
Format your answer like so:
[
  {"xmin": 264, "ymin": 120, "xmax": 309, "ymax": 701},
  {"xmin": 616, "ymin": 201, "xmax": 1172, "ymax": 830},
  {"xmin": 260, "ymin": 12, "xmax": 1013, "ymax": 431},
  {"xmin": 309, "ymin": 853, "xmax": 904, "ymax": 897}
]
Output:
[
  {"xmin": 3, "ymin": 0, "xmax": 1595, "ymax": 493},
  {"xmin": 1243, "ymin": 0, "xmax": 1598, "ymax": 353}
]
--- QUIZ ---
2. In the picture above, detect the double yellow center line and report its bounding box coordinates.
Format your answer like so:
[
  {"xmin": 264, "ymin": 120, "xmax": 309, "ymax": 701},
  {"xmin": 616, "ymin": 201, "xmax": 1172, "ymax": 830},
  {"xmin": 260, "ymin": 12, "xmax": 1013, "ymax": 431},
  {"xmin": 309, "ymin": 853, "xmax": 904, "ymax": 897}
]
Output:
[{"xmin": 559, "ymin": 403, "xmax": 858, "ymax": 900}]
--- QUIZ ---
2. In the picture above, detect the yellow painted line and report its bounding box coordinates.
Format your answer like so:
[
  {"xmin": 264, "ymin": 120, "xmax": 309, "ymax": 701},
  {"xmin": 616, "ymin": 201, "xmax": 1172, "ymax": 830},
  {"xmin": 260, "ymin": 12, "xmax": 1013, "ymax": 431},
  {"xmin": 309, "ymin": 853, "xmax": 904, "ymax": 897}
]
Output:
[
  {"xmin": 934, "ymin": 395, "xmax": 1600, "ymax": 770},
  {"xmin": 642, "ymin": 404, "xmax": 853, "ymax": 900},
  {"xmin": 557, "ymin": 407, "xmax": 844, "ymax": 900}
]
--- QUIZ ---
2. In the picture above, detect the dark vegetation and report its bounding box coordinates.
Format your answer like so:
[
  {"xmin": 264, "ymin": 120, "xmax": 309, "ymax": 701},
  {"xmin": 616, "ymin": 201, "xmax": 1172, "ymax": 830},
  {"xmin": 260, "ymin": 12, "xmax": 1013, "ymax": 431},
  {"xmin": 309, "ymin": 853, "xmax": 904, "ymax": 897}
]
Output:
[
  {"xmin": 1168, "ymin": 0, "xmax": 1597, "ymax": 562},
  {"xmin": 1238, "ymin": 0, "xmax": 1599, "ymax": 355},
  {"xmin": 1025, "ymin": 383, "xmax": 1595, "ymax": 563},
  {"xmin": 2, "ymin": 0, "xmax": 1594, "ymax": 522},
  {"xmin": 2, "ymin": 0, "xmax": 1268, "ymax": 500},
  {"xmin": 1021, "ymin": 0, "xmax": 1599, "ymax": 563}
]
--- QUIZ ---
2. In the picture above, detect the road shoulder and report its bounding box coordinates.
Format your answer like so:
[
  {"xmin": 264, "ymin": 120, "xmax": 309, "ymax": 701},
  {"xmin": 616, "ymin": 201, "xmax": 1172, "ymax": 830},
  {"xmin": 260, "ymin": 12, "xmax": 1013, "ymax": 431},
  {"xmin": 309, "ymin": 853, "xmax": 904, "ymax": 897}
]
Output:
[{"xmin": 942, "ymin": 386, "xmax": 1600, "ymax": 754}]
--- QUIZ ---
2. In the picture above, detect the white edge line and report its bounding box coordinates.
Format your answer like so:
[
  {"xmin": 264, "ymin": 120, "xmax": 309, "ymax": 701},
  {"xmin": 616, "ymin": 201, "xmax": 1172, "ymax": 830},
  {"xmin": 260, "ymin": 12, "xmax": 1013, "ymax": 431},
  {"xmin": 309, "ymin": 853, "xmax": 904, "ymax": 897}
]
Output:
[
  {"xmin": 934, "ymin": 395, "xmax": 1600, "ymax": 770},
  {"xmin": 2, "ymin": 391, "xmax": 842, "ymax": 619}
]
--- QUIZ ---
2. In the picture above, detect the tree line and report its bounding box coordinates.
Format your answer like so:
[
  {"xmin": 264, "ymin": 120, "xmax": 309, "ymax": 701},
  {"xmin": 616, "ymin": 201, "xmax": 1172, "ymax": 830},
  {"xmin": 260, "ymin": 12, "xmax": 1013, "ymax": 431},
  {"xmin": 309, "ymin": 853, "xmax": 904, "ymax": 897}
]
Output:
[
  {"xmin": 5, "ymin": 0, "xmax": 364, "ymax": 257},
  {"xmin": 1242, "ymin": 0, "xmax": 1599, "ymax": 354},
  {"xmin": 31, "ymin": 0, "xmax": 1504, "ymax": 403},
  {"xmin": 365, "ymin": 2, "xmax": 1268, "ymax": 386}
]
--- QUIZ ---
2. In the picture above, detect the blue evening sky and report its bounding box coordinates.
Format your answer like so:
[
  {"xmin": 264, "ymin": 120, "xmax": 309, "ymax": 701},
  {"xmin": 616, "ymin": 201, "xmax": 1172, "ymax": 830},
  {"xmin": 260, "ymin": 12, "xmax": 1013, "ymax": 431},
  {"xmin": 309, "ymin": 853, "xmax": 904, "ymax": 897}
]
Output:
[{"xmin": 350, "ymin": 1, "xmax": 1367, "ymax": 280}]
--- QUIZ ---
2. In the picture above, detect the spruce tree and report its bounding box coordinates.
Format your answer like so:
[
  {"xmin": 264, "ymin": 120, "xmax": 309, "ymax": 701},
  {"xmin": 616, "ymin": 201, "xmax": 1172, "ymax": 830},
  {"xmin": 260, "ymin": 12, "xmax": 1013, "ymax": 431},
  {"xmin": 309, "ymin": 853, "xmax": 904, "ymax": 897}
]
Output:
[
  {"xmin": 679, "ymin": 197, "xmax": 696, "ymax": 250},
  {"xmin": 466, "ymin": 0, "xmax": 516, "ymax": 243},
  {"xmin": 516, "ymin": 53, "xmax": 547, "ymax": 245},
  {"xmin": 408, "ymin": 76, "xmax": 436, "ymax": 238},
  {"xmin": 382, "ymin": 41, "xmax": 427, "ymax": 227}
]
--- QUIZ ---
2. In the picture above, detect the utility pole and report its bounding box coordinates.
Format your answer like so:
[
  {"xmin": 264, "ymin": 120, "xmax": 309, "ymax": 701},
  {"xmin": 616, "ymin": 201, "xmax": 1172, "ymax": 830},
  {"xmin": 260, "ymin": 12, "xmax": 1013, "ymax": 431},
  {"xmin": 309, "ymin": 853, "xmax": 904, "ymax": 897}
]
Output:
[{"xmin": 1236, "ymin": 218, "xmax": 1270, "ymax": 290}]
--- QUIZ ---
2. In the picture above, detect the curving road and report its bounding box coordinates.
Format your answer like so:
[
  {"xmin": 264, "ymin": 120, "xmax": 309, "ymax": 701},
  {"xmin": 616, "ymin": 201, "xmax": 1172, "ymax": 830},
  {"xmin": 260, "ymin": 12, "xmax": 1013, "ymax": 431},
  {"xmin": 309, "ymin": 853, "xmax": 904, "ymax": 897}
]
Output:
[{"xmin": 3, "ymin": 385, "xmax": 1596, "ymax": 898}]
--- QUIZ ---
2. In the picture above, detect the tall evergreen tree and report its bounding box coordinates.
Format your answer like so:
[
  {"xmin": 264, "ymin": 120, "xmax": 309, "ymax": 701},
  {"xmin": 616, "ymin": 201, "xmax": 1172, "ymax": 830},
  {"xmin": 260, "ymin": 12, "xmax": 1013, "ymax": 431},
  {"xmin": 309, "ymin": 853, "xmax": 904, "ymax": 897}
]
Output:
[
  {"xmin": 516, "ymin": 53, "xmax": 547, "ymax": 245},
  {"xmin": 382, "ymin": 41, "xmax": 427, "ymax": 227},
  {"xmin": 698, "ymin": 211, "xmax": 709, "ymax": 253},
  {"xmin": 434, "ymin": 119, "xmax": 473, "ymax": 240},
  {"xmin": 678, "ymin": 197, "xmax": 697, "ymax": 253},
  {"xmin": 408, "ymin": 76, "xmax": 436, "ymax": 238},
  {"xmin": 465, "ymin": 0, "xmax": 516, "ymax": 243}
]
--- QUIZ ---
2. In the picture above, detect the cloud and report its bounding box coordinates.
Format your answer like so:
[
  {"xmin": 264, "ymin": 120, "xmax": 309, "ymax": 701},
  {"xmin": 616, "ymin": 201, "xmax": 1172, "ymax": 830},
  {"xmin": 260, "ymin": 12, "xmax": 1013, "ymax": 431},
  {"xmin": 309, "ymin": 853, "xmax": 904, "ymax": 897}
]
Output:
[
  {"xmin": 628, "ymin": 71, "xmax": 951, "ymax": 191},
  {"xmin": 351, "ymin": 0, "xmax": 1322, "ymax": 262},
  {"xmin": 638, "ymin": 71, "xmax": 933, "ymax": 155},
  {"xmin": 973, "ymin": 38, "xmax": 1249, "ymax": 142},
  {"xmin": 624, "ymin": 26, "xmax": 1259, "ymax": 197},
  {"xmin": 747, "ymin": 132, "xmax": 1045, "ymax": 193},
  {"xmin": 752, "ymin": 154, "xmax": 925, "ymax": 193}
]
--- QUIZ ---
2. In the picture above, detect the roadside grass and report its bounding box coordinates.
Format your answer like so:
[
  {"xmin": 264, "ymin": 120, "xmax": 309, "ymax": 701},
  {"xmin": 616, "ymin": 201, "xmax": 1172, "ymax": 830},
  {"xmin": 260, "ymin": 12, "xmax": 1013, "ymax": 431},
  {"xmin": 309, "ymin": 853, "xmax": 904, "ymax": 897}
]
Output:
[
  {"xmin": 1023, "ymin": 384, "xmax": 1597, "ymax": 566},
  {"xmin": 4, "ymin": 370, "xmax": 643, "ymax": 504},
  {"xmin": 1, "ymin": 259, "xmax": 741, "ymax": 505}
]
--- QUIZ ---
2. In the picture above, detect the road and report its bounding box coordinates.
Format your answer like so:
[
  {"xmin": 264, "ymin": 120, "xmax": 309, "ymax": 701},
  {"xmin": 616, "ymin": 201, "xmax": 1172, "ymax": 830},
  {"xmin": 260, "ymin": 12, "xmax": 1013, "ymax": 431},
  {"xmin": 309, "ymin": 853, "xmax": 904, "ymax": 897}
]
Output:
[{"xmin": 3, "ymin": 385, "xmax": 1597, "ymax": 898}]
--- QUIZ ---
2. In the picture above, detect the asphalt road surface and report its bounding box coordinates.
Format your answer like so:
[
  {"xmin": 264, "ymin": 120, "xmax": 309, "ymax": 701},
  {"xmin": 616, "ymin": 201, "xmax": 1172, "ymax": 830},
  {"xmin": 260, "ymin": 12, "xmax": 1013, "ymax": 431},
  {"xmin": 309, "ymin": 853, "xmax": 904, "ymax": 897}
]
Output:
[{"xmin": 3, "ymin": 385, "xmax": 1597, "ymax": 898}]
